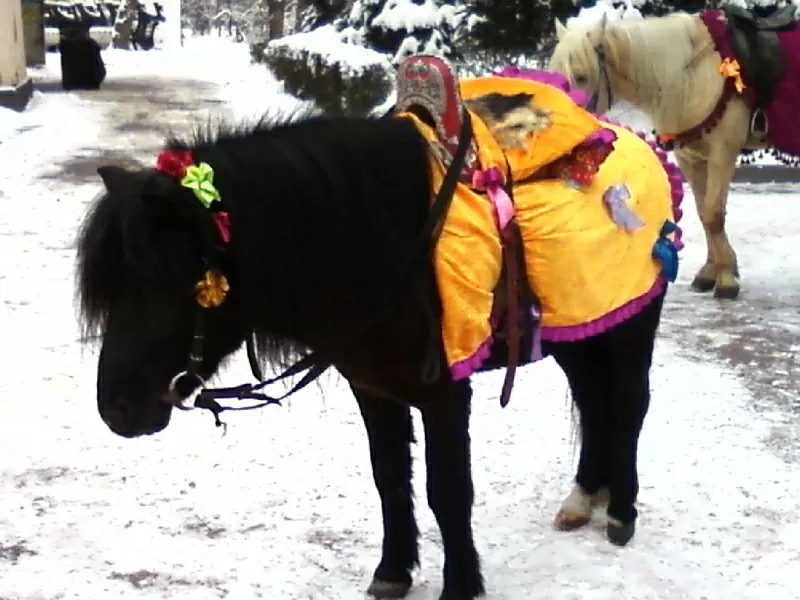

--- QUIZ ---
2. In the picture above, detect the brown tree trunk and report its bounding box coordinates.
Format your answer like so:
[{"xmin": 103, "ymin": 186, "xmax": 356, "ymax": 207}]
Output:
[
  {"xmin": 268, "ymin": 0, "xmax": 285, "ymax": 39},
  {"xmin": 113, "ymin": 0, "xmax": 139, "ymax": 49}
]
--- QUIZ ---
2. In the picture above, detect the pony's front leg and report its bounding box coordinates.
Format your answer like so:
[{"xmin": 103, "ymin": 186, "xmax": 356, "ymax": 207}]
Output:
[
  {"xmin": 352, "ymin": 385, "xmax": 419, "ymax": 598},
  {"xmin": 686, "ymin": 104, "xmax": 748, "ymax": 299},
  {"xmin": 703, "ymin": 145, "xmax": 742, "ymax": 299},
  {"xmin": 420, "ymin": 380, "xmax": 484, "ymax": 600},
  {"xmin": 675, "ymin": 149, "xmax": 717, "ymax": 292}
]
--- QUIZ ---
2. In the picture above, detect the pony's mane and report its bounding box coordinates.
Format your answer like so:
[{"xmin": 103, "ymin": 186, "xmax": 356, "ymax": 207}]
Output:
[
  {"xmin": 76, "ymin": 107, "xmax": 434, "ymax": 372},
  {"xmin": 554, "ymin": 13, "xmax": 702, "ymax": 124},
  {"xmin": 607, "ymin": 14, "xmax": 700, "ymax": 110},
  {"xmin": 164, "ymin": 104, "xmax": 319, "ymax": 152}
]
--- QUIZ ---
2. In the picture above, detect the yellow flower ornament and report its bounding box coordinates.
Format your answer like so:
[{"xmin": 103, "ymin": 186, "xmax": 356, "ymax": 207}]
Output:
[{"xmin": 195, "ymin": 269, "xmax": 230, "ymax": 308}]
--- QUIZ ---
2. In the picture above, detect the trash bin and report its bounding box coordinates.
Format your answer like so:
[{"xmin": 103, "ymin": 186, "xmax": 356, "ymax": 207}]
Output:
[{"xmin": 58, "ymin": 23, "xmax": 106, "ymax": 91}]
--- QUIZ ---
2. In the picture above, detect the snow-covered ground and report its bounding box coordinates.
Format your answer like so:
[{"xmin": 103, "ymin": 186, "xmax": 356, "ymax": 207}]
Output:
[{"xmin": 1, "ymin": 33, "xmax": 799, "ymax": 600}]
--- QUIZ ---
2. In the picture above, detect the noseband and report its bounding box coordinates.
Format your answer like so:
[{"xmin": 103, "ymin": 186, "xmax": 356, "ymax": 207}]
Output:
[{"xmin": 167, "ymin": 308, "xmax": 322, "ymax": 432}]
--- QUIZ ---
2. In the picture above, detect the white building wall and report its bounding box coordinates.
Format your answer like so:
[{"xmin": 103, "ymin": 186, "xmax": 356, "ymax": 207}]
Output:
[{"xmin": 0, "ymin": 0, "xmax": 28, "ymax": 89}]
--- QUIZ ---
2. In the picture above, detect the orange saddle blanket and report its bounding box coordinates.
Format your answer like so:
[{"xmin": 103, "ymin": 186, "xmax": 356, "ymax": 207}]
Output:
[{"xmin": 400, "ymin": 75, "xmax": 685, "ymax": 380}]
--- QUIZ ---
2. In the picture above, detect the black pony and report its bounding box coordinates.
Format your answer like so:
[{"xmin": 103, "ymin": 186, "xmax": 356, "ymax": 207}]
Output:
[{"xmin": 76, "ymin": 111, "xmax": 665, "ymax": 599}]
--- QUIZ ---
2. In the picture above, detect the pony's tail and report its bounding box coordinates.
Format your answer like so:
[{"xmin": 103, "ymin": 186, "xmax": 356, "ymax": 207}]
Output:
[{"xmin": 565, "ymin": 386, "xmax": 582, "ymax": 460}]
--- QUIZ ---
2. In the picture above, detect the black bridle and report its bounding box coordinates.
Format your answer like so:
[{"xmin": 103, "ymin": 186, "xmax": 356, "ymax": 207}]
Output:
[
  {"xmin": 167, "ymin": 112, "xmax": 476, "ymax": 430},
  {"xmin": 587, "ymin": 45, "xmax": 615, "ymax": 114}
]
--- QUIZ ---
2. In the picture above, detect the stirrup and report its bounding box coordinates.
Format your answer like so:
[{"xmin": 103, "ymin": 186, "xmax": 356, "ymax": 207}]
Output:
[{"xmin": 750, "ymin": 108, "xmax": 769, "ymax": 138}]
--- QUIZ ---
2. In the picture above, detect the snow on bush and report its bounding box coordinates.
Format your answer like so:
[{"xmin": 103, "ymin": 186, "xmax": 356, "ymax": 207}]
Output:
[
  {"xmin": 268, "ymin": 24, "xmax": 392, "ymax": 79},
  {"xmin": 263, "ymin": 25, "xmax": 394, "ymax": 116}
]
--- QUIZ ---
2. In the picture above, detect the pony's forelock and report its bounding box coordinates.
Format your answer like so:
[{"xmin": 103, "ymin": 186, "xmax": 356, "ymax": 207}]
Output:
[
  {"xmin": 76, "ymin": 187, "xmax": 126, "ymax": 343},
  {"xmin": 549, "ymin": 23, "xmax": 602, "ymax": 88}
]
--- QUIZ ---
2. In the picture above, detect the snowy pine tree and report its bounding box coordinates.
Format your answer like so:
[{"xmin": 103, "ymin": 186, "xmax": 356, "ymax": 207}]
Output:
[
  {"xmin": 468, "ymin": 0, "xmax": 580, "ymax": 55},
  {"xmin": 336, "ymin": 0, "xmax": 469, "ymax": 65}
]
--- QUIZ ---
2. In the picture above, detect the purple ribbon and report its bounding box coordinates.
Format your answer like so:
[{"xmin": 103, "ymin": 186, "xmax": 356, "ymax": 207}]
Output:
[
  {"xmin": 493, "ymin": 66, "xmax": 591, "ymax": 107},
  {"xmin": 603, "ymin": 184, "xmax": 644, "ymax": 232}
]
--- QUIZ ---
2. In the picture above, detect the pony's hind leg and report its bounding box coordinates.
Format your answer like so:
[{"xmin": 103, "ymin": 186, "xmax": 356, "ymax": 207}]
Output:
[
  {"xmin": 604, "ymin": 290, "xmax": 665, "ymax": 546},
  {"xmin": 352, "ymin": 385, "xmax": 419, "ymax": 598},
  {"xmin": 555, "ymin": 485, "xmax": 610, "ymax": 531},
  {"xmin": 420, "ymin": 380, "xmax": 484, "ymax": 600},
  {"xmin": 546, "ymin": 335, "xmax": 613, "ymax": 532}
]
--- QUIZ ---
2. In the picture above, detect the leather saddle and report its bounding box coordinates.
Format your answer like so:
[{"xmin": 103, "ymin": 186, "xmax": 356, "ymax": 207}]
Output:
[
  {"xmin": 394, "ymin": 55, "xmax": 479, "ymax": 182},
  {"xmin": 723, "ymin": 4, "xmax": 798, "ymax": 108}
]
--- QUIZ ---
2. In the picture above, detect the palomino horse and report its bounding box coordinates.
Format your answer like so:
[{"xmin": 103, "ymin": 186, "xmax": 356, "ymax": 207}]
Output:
[
  {"xmin": 75, "ymin": 57, "xmax": 681, "ymax": 599},
  {"xmin": 549, "ymin": 7, "xmax": 800, "ymax": 299}
]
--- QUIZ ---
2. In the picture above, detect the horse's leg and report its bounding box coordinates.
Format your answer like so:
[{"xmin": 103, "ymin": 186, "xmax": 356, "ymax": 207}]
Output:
[
  {"xmin": 691, "ymin": 105, "xmax": 748, "ymax": 299},
  {"xmin": 546, "ymin": 336, "xmax": 613, "ymax": 531},
  {"xmin": 420, "ymin": 380, "xmax": 484, "ymax": 600},
  {"xmin": 704, "ymin": 139, "xmax": 743, "ymax": 299},
  {"xmin": 604, "ymin": 291, "xmax": 665, "ymax": 546},
  {"xmin": 352, "ymin": 385, "xmax": 419, "ymax": 598},
  {"xmin": 675, "ymin": 149, "xmax": 716, "ymax": 292}
]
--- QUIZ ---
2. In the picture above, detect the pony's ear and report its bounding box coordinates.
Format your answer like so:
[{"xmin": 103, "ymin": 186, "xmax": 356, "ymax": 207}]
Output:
[
  {"xmin": 97, "ymin": 165, "xmax": 136, "ymax": 194},
  {"xmin": 555, "ymin": 18, "xmax": 568, "ymax": 40},
  {"xmin": 586, "ymin": 12, "xmax": 610, "ymax": 45},
  {"xmin": 97, "ymin": 164, "xmax": 212, "ymax": 282}
]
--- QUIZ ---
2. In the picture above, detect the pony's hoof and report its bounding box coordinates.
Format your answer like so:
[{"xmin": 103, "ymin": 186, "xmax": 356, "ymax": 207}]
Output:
[
  {"xmin": 367, "ymin": 578, "xmax": 411, "ymax": 598},
  {"xmin": 554, "ymin": 508, "xmax": 591, "ymax": 531},
  {"xmin": 438, "ymin": 589, "xmax": 486, "ymax": 600},
  {"xmin": 690, "ymin": 276, "xmax": 715, "ymax": 293},
  {"xmin": 606, "ymin": 518, "xmax": 635, "ymax": 546},
  {"xmin": 713, "ymin": 284, "xmax": 740, "ymax": 300}
]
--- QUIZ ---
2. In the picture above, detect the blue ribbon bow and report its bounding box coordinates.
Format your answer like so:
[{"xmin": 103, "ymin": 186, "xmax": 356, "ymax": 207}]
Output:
[{"xmin": 652, "ymin": 220, "xmax": 680, "ymax": 282}]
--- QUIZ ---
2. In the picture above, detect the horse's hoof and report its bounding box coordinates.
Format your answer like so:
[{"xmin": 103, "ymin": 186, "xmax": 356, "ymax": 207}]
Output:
[
  {"xmin": 690, "ymin": 276, "xmax": 715, "ymax": 293},
  {"xmin": 606, "ymin": 518, "xmax": 635, "ymax": 546},
  {"xmin": 713, "ymin": 284, "xmax": 740, "ymax": 300},
  {"xmin": 367, "ymin": 578, "xmax": 411, "ymax": 598},
  {"xmin": 554, "ymin": 508, "xmax": 591, "ymax": 531},
  {"xmin": 438, "ymin": 589, "xmax": 486, "ymax": 600}
]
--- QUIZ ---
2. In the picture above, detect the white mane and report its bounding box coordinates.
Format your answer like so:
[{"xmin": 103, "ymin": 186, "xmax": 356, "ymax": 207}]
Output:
[{"xmin": 550, "ymin": 12, "xmax": 707, "ymax": 129}]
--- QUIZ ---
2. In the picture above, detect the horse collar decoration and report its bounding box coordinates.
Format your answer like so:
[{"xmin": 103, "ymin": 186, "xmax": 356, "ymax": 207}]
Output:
[{"xmin": 78, "ymin": 54, "xmax": 683, "ymax": 599}]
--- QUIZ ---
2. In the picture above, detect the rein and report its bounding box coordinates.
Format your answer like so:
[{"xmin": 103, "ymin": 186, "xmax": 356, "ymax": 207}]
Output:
[
  {"xmin": 169, "ymin": 112, "xmax": 476, "ymax": 429},
  {"xmin": 588, "ymin": 45, "xmax": 614, "ymax": 114}
]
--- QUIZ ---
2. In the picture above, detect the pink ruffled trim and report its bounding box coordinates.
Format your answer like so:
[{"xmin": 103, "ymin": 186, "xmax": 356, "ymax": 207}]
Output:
[
  {"xmin": 450, "ymin": 335, "xmax": 494, "ymax": 381},
  {"xmin": 540, "ymin": 277, "xmax": 667, "ymax": 342}
]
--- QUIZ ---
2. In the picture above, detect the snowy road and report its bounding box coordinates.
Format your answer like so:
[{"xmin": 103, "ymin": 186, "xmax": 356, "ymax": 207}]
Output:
[{"xmin": 1, "ymin": 39, "xmax": 798, "ymax": 600}]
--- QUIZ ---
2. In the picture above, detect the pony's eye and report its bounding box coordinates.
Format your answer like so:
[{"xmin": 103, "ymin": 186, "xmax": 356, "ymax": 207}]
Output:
[{"xmin": 575, "ymin": 75, "xmax": 589, "ymax": 85}]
